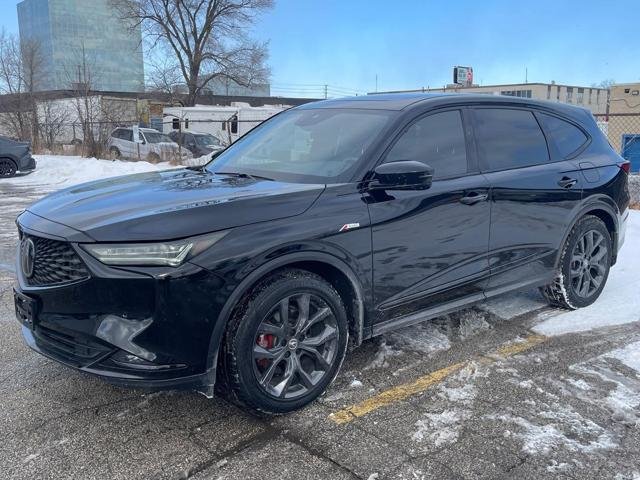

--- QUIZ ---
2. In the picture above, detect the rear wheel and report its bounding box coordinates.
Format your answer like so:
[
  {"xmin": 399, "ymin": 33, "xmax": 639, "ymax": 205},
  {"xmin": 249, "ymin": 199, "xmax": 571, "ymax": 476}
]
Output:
[
  {"xmin": 147, "ymin": 152, "xmax": 161, "ymax": 164},
  {"xmin": 222, "ymin": 269, "xmax": 348, "ymax": 414},
  {"xmin": 109, "ymin": 147, "xmax": 121, "ymax": 160},
  {"xmin": 0, "ymin": 158, "xmax": 17, "ymax": 178},
  {"xmin": 540, "ymin": 215, "xmax": 611, "ymax": 309}
]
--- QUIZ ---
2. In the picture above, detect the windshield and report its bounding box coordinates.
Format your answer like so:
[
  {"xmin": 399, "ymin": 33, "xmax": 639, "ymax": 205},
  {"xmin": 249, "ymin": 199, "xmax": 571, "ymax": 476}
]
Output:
[
  {"xmin": 206, "ymin": 108, "xmax": 392, "ymax": 183},
  {"xmin": 144, "ymin": 131, "xmax": 173, "ymax": 144},
  {"xmin": 195, "ymin": 134, "xmax": 221, "ymax": 146}
]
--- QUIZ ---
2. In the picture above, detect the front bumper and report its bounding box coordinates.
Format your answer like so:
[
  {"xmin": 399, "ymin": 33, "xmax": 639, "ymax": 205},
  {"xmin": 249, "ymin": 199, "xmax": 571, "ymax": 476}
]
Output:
[
  {"xmin": 18, "ymin": 154, "xmax": 36, "ymax": 172},
  {"xmin": 14, "ymin": 216, "xmax": 228, "ymax": 395}
]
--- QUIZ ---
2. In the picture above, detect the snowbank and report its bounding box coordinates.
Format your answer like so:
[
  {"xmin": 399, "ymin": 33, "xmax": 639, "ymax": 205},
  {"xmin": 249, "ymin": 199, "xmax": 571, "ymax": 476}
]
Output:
[
  {"xmin": 6, "ymin": 155, "xmax": 177, "ymax": 190},
  {"xmin": 533, "ymin": 210, "xmax": 640, "ymax": 336}
]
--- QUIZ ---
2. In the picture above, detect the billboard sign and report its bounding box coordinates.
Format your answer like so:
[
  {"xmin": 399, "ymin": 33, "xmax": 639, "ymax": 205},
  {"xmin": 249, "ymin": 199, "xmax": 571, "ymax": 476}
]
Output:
[{"xmin": 453, "ymin": 66, "xmax": 474, "ymax": 87}]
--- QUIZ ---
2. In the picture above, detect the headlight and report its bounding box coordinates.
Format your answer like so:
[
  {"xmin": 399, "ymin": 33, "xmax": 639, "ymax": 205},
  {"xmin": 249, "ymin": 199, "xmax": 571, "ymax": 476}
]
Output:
[{"xmin": 81, "ymin": 231, "xmax": 228, "ymax": 267}]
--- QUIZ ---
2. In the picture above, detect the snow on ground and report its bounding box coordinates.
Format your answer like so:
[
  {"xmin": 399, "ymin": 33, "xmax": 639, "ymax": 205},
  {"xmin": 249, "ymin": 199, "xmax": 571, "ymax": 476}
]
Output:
[
  {"xmin": 533, "ymin": 210, "xmax": 640, "ymax": 337},
  {"xmin": 412, "ymin": 409, "xmax": 469, "ymax": 446},
  {"xmin": 607, "ymin": 341, "xmax": 640, "ymax": 374},
  {"xmin": 6, "ymin": 155, "xmax": 176, "ymax": 190}
]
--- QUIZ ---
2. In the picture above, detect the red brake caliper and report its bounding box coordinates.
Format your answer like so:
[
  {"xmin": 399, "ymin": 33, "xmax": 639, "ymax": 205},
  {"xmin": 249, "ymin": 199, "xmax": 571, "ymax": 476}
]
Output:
[{"xmin": 256, "ymin": 334, "xmax": 276, "ymax": 369}]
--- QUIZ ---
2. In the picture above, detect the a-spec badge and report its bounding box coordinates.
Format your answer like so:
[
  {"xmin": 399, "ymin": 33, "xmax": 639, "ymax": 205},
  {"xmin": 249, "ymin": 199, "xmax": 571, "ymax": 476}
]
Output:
[{"xmin": 339, "ymin": 223, "xmax": 360, "ymax": 233}]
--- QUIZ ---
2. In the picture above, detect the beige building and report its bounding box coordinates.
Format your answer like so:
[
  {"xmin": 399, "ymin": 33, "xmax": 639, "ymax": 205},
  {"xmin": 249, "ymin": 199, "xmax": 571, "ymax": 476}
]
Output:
[
  {"xmin": 378, "ymin": 82, "xmax": 609, "ymax": 115},
  {"xmin": 607, "ymin": 83, "xmax": 640, "ymax": 155}
]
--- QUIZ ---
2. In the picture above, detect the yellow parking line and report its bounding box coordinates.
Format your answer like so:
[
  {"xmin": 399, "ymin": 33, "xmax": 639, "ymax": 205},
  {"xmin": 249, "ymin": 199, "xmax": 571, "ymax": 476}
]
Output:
[{"xmin": 329, "ymin": 334, "xmax": 547, "ymax": 425}]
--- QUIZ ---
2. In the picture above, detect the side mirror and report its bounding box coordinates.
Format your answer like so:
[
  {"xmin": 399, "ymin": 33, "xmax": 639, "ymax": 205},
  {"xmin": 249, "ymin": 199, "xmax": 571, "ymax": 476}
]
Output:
[{"xmin": 371, "ymin": 160, "xmax": 434, "ymax": 190}]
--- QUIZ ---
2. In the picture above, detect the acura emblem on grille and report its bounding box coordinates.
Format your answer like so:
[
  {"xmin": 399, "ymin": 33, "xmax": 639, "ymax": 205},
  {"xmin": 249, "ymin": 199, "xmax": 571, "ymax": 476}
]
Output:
[{"xmin": 21, "ymin": 238, "xmax": 35, "ymax": 279}]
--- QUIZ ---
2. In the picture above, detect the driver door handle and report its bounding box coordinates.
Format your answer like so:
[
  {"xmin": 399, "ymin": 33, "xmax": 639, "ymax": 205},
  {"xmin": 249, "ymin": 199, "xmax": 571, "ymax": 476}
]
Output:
[
  {"xmin": 460, "ymin": 192, "xmax": 489, "ymax": 205},
  {"xmin": 558, "ymin": 176, "xmax": 578, "ymax": 189}
]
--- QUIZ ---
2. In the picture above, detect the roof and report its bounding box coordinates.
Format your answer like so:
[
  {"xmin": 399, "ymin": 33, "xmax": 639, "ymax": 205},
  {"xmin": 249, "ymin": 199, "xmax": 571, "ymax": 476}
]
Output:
[
  {"xmin": 298, "ymin": 93, "xmax": 455, "ymax": 111},
  {"xmin": 298, "ymin": 92, "xmax": 593, "ymax": 116}
]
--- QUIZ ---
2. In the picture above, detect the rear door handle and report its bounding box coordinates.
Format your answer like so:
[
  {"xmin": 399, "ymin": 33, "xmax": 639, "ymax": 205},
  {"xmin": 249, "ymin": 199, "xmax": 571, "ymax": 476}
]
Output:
[
  {"xmin": 460, "ymin": 192, "xmax": 489, "ymax": 205},
  {"xmin": 558, "ymin": 177, "xmax": 578, "ymax": 188}
]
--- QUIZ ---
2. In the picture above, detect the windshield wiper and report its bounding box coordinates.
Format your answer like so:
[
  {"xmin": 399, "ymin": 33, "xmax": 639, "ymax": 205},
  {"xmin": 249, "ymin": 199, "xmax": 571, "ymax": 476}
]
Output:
[{"xmin": 215, "ymin": 171, "xmax": 274, "ymax": 181}]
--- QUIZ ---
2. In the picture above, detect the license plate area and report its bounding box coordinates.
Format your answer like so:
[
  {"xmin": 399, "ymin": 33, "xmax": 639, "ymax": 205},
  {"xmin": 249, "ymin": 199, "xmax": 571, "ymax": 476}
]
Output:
[{"xmin": 14, "ymin": 288, "xmax": 38, "ymax": 330}]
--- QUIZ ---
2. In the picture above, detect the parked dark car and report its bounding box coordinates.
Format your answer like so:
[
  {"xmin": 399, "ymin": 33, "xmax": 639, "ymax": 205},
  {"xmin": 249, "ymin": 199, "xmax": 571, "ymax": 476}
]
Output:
[
  {"xmin": 168, "ymin": 131, "xmax": 225, "ymax": 157},
  {"xmin": 14, "ymin": 94, "xmax": 630, "ymax": 414},
  {"xmin": 0, "ymin": 136, "xmax": 36, "ymax": 178}
]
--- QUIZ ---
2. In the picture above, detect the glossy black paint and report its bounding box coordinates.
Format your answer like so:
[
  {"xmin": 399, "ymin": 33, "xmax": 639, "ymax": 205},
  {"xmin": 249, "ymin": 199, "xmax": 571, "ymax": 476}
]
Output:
[{"xmin": 14, "ymin": 94, "xmax": 629, "ymax": 397}]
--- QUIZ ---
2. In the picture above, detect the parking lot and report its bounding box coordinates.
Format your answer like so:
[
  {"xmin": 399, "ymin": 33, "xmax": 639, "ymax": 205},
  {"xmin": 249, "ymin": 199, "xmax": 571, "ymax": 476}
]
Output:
[{"xmin": 1, "ymin": 159, "xmax": 639, "ymax": 480}]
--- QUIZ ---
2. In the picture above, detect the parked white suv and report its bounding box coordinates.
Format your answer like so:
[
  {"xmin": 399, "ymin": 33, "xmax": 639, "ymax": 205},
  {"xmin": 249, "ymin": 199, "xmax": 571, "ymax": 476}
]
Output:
[{"xmin": 107, "ymin": 127, "xmax": 192, "ymax": 163}]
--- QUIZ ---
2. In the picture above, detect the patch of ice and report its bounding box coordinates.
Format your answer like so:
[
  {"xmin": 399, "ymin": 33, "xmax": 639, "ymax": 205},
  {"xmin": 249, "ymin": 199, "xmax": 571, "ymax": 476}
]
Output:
[
  {"xmin": 490, "ymin": 405, "xmax": 616, "ymax": 455},
  {"xmin": 412, "ymin": 409, "xmax": 469, "ymax": 446},
  {"xmin": 480, "ymin": 290, "xmax": 546, "ymax": 320},
  {"xmin": 607, "ymin": 341, "xmax": 640, "ymax": 374},
  {"xmin": 546, "ymin": 460, "xmax": 570, "ymax": 473},
  {"xmin": 365, "ymin": 339, "xmax": 403, "ymax": 370},
  {"xmin": 518, "ymin": 380, "xmax": 534, "ymax": 389},
  {"xmin": 457, "ymin": 310, "xmax": 492, "ymax": 339},
  {"xmin": 23, "ymin": 453, "xmax": 39, "ymax": 463},
  {"xmin": 367, "ymin": 474, "xmax": 379, "ymax": 480},
  {"xmin": 565, "ymin": 378, "xmax": 592, "ymax": 391},
  {"xmin": 533, "ymin": 211, "xmax": 640, "ymax": 336},
  {"xmin": 385, "ymin": 322, "xmax": 451, "ymax": 355},
  {"xmin": 349, "ymin": 379, "xmax": 363, "ymax": 388}
]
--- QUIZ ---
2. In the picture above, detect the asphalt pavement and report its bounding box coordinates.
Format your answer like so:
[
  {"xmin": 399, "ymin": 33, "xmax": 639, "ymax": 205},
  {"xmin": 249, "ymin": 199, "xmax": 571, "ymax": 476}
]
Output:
[{"xmin": 1, "ymin": 179, "xmax": 639, "ymax": 480}]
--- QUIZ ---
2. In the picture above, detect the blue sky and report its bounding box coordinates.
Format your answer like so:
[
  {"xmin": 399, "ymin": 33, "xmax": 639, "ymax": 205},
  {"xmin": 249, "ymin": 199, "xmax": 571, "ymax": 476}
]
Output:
[{"xmin": 4, "ymin": 0, "xmax": 639, "ymax": 96}]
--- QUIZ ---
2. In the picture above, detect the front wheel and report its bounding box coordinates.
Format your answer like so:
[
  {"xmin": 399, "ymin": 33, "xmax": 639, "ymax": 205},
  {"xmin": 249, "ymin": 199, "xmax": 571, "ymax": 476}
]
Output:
[
  {"xmin": 222, "ymin": 269, "xmax": 349, "ymax": 414},
  {"xmin": 540, "ymin": 215, "xmax": 612, "ymax": 309},
  {"xmin": 0, "ymin": 158, "xmax": 17, "ymax": 178}
]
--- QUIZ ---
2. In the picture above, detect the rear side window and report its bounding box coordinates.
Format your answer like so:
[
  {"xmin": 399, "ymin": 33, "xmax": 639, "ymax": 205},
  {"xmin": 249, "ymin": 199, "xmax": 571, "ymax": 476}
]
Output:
[
  {"xmin": 536, "ymin": 112, "xmax": 588, "ymax": 158},
  {"xmin": 474, "ymin": 108, "xmax": 549, "ymax": 171},
  {"xmin": 385, "ymin": 110, "xmax": 467, "ymax": 179},
  {"xmin": 122, "ymin": 129, "xmax": 133, "ymax": 142}
]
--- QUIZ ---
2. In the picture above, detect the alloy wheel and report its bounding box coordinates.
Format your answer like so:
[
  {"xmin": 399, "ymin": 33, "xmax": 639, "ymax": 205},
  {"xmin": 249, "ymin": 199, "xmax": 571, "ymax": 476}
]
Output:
[
  {"xmin": 570, "ymin": 229, "xmax": 608, "ymax": 298},
  {"xmin": 0, "ymin": 159, "xmax": 16, "ymax": 178},
  {"xmin": 252, "ymin": 292, "xmax": 339, "ymax": 399}
]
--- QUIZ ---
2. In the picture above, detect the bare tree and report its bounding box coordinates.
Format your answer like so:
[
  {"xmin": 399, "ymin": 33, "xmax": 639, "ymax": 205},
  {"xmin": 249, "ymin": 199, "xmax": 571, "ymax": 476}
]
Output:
[
  {"xmin": 0, "ymin": 30, "xmax": 32, "ymax": 141},
  {"xmin": 111, "ymin": 0, "xmax": 272, "ymax": 106}
]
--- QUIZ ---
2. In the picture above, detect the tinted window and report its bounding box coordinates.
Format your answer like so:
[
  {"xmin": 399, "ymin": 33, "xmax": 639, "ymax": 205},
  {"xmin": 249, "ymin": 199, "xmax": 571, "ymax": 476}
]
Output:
[
  {"xmin": 537, "ymin": 112, "xmax": 588, "ymax": 158},
  {"xmin": 385, "ymin": 110, "xmax": 467, "ymax": 179},
  {"xmin": 474, "ymin": 109, "xmax": 549, "ymax": 170},
  {"xmin": 208, "ymin": 108, "xmax": 392, "ymax": 183},
  {"xmin": 122, "ymin": 129, "xmax": 133, "ymax": 142}
]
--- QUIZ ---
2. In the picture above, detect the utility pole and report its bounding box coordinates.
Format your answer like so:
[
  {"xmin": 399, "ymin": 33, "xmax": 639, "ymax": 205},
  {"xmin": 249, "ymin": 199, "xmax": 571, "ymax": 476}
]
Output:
[
  {"xmin": 324, "ymin": 84, "xmax": 328, "ymax": 99},
  {"xmin": 375, "ymin": 74, "xmax": 378, "ymax": 93},
  {"xmin": 525, "ymin": 67, "xmax": 528, "ymax": 84}
]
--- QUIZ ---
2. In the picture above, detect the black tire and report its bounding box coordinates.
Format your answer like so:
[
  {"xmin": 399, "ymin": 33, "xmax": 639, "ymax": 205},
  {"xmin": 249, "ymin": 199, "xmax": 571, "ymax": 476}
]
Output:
[
  {"xmin": 540, "ymin": 215, "xmax": 612, "ymax": 309},
  {"xmin": 222, "ymin": 269, "xmax": 349, "ymax": 414},
  {"xmin": 109, "ymin": 147, "xmax": 121, "ymax": 160},
  {"xmin": 0, "ymin": 158, "xmax": 17, "ymax": 178}
]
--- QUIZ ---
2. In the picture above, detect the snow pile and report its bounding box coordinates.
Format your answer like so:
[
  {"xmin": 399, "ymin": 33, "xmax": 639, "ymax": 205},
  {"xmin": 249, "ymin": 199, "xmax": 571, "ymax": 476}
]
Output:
[
  {"xmin": 534, "ymin": 210, "xmax": 640, "ymax": 336},
  {"xmin": 7, "ymin": 155, "xmax": 175, "ymax": 190}
]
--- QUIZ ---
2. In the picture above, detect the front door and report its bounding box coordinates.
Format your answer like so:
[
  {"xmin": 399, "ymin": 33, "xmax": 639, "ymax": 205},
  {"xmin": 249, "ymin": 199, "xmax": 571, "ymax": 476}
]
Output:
[{"xmin": 367, "ymin": 109, "xmax": 491, "ymax": 326}]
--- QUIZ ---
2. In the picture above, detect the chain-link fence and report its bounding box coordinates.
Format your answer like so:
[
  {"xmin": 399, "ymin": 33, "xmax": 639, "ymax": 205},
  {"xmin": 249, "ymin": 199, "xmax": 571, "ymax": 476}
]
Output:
[{"xmin": 594, "ymin": 114, "xmax": 640, "ymax": 175}]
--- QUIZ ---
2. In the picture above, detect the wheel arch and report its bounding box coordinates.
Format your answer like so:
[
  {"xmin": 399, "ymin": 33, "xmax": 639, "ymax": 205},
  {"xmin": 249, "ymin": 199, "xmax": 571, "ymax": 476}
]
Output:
[
  {"xmin": 558, "ymin": 197, "xmax": 619, "ymax": 268},
  {"xmin": 202, "ymin": 251, "xmax": 367, "ymax": 394}
]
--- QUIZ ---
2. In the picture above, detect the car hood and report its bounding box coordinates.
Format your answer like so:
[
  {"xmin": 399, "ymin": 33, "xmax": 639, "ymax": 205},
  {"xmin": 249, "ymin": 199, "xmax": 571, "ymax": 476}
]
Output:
[{"xmin": 26, "ymin": 168, "xmax": 325, "ymax": 242}]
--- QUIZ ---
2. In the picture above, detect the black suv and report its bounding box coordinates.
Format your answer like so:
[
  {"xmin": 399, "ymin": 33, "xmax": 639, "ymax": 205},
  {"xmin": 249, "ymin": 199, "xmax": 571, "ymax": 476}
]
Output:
[
  {"xmin": 14, "ymin": 94, "xmax": 630, "ymax": 414},
  {"xmin": 0, "ymin": 136, "xmax": 36, "ymax": 178}
]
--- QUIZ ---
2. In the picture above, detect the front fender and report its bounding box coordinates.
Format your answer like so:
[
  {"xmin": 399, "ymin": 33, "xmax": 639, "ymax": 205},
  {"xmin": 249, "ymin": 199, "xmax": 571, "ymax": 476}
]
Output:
[{"xmin": 198, "ymin": 247, "xmax": 368, "ymax": 397}]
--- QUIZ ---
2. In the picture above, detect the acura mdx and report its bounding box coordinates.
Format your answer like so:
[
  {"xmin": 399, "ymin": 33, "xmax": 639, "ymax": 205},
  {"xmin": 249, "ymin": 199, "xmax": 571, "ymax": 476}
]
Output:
[{"xmin": 14, "ymin": 93, "xmax": 630, "ymax": 414}]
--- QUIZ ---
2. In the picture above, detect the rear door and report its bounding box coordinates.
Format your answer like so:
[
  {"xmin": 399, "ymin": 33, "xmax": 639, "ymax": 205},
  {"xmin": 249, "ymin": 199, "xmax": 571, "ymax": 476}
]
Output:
[
  {"xmin": 368, "ymin": 108, "xmax": 491, "ymax": 326},
  {"xmin": 471, "ymin": 107, "xmax": 585, "ymax": 294}
]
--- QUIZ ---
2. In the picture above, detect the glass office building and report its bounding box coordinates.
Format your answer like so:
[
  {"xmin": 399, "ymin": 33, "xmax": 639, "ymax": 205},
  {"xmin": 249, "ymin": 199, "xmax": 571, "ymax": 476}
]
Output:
[{"xmin": 17, "ymin": 0, "xmax": 144, "ymax": 92}]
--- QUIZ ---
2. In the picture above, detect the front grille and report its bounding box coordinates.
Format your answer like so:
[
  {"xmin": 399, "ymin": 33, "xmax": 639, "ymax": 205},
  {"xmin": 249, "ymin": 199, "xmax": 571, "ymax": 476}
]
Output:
[{"xmin": 23, "ymin": 235, "xmax": 90, "ymax": 286}]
